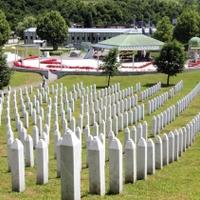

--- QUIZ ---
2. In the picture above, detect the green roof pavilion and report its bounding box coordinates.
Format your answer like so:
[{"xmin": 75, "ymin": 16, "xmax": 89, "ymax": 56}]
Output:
[
  {"xmin": 189, "ymin": 37, "xmax": 200, "ymax": 50},
  {"xmin": 92, "ymin": 32, "xmax": 164, "ymax": 51}
]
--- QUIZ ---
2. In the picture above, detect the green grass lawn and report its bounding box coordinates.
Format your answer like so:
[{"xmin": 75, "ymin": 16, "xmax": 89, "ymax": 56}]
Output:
[
  {"xmin": 9, "ymin": 71, "xmax": 42, "ymax": 88},
  {"xmin": 0, "ymin": 71, "xmax": 200, "ymax": 200},
  {"xmin": 3, "ymin": 46, "xmax": 40, "ymax": 58}
]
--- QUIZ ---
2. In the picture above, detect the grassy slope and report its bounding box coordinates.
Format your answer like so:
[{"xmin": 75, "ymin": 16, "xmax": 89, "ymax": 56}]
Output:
[
  {"xmin": 0, "ymin": 71, "xmax": 200, "ymax": 200},
  {"xmin": 4, "ymin": 46, "xmax": 39, "ymax": 58},
  {"xmin": 9, "ymin": 71, "xmax": 42, "ymax": 88}
]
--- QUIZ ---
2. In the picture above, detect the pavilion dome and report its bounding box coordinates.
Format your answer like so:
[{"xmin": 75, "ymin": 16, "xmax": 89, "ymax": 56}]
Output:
[{"xmin": 189, "ymin": 37, "xmax": 200, "ymax": 48}]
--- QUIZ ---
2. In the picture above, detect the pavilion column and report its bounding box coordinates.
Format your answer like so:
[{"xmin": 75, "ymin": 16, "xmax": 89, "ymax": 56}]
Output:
[
  {"xmin": 132, "ymin": 53, "xmax": 134, "ymax": 67},
  {"xmin": 117, "ymin": 51, "xmax": 120, "ymax": 63}
]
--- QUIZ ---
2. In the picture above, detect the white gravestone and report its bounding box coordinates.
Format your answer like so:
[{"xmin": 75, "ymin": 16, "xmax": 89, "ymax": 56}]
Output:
[
  {"xmin": 88, "ymin": 136, "xmax": 105, "ymax": 195},
  {"xmin": 109, "ymin": 137, "xmax": 123, "ymax": 194},
  {"xmin": 60, "ymin": 130, "xmax": 81, "ymax": 200},
  {"xmin": 11, "ymin": 139, "xmax": 25, "ymax": 192},
  {"xmin": 147, "ymin": 139, "xmax": 155, "ymax": 175},
  {"xmin": 137, "ymin": 138, "xmax": 147, "ymax": 180},
  {"xmin": 36, "ymin": 139, "xmax": 48, "ymax": 184},
  {"xmin": 25, "ymin": 135, "xmax": 34, "ymax": 167},
  {"xmin": 125, "ymin": 138, "xmax": 136, "ymax": 183},
  {"xmin": 162, "ymin": 134, "xmax": 169, "ymax": 166},
  {"xmin": 154, "ymin": 136, "xmax": 163, "ymax": 169}
]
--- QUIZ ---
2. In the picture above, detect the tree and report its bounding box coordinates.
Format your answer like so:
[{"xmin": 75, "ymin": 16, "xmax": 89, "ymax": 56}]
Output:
[
  {"xmin": 155, "ymin": 41, "xmax": 186, "ymax": 86},
  {"xmin": 37, "ymin": 11, "xmax": 68, "ymax": 50},
  {"xmin": 100, "ymin": 48, "xmax": 119, "ymax": 87},
  {"xmin": 0, "ymin": 9, "xmax": 10, "ymax": 46},
  {"xmin": 153, "ymin": 16, "xmax": 174, "ymax": 42},
  {"xmin": 16, "ymin": 16, "xmax": 37, "ymax": 39},
  {"xmin": 83, "ymin": 12, "xmax": 93, "ymax": 28},
  {"xmin": 0, "ymin": 49, "xmax": 12, "ymax": 89},
  {"xmin": 173, "ymin": 8, "xmax": 200, "ymax": 44}
]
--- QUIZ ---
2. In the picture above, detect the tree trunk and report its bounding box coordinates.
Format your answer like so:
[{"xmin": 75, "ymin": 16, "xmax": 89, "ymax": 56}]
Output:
[
  {"xmin": 107, "ymin": 74, "xmax": 111, "ymax": 87},
  {"xmin": 53, "ymin": 43, "xmax": 58, "ymax": 51},
  {"xmin": 167, "ymin": 74, "xmax": 170, "ymax": 86}
]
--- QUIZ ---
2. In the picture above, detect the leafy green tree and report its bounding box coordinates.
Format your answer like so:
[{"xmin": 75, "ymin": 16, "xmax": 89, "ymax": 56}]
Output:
[
  {"xmin": 37, "ymin": 11, "xmax": 68, "ymax": 50},
  {"xmin": 83, "ymin": 12, "xmax": 93, "ymax": 28},
  {"xmin": 173, "ymin": 8, "xmax": 200, "ymax": 44},
  {"xmin": 100, "ymin": 48, "xmax": 119, "ymax": 87},
  {"xmin": 153, "ymin": 16, "xmax": 174, "ymax": 42},
  {"xmin": 16, "ymin": 16, "xmax": 37, "ymax": 39},
  {"xmin": 0, "ymin": 10, "xmax": 10, "ymax": 46},
  {"xmin": 155, "ymin": 40, "xmax": 186, "ymax": 86},
  {"xmin": 0, "ymin": 49, "xmax": 12, "ymax": 89}
]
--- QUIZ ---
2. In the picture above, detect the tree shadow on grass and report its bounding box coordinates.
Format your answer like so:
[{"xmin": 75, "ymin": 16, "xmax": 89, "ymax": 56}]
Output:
[
  {"xmin": 161, "ymin": 83, "xmax": 175, "ymax": 88},
  {"xmin": 143, "ymin": 82, "xmax": 175, "ymax": 88},
  {"xmin": 143, "ymin": 83, "xmax": 158, "ymax": 88},
  {"xmin": 96, "ymin": 85, "xmax": 107, "ymax": 89}
]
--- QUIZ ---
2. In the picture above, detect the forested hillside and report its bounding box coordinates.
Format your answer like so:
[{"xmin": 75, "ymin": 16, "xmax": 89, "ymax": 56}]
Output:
[{"xmin": 0, "ymin": 0, "xmax": 199, "ymax": 30}]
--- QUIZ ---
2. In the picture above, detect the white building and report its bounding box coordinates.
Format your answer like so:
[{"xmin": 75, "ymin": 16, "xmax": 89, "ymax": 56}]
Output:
[{"xmin": 24, "ymin": 27, "xmax": 156, "ymax": 48}]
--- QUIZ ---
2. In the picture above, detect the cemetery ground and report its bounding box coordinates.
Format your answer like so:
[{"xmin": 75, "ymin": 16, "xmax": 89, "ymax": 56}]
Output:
[
  {"xmin": 0, "ymin": 70, "xmax": 200, "ymax": 200},
  {"xmin": 9, "ymin": 72, "xmax": 42, "ymax": 87}
]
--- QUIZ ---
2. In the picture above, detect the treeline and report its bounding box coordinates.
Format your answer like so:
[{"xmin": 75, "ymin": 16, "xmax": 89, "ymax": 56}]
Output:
[{"xmin": 0, "ymin": 0, "xmax": 200, "ymax": 30}]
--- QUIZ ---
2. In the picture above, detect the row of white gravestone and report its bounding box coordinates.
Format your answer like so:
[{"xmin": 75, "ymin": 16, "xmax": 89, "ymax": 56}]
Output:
[
  {"xmin": 140, "ymin": 82, "xmax": 161, "ymax": 101},
  {"xmin": 58, "ymin": 83, "xmax": 142, "ymax": 135},
  {"xmin": 8, "ymin": 81, "xmax": 133, "ymax": 126},
  {"xmin": 148, "ymin": 80, "xmax": 184, "ymax": 115},
  {"xmin": 81, "ymin": 83, "xmax": 143, "ymax": 120},
  {"xmin": 174, "ymin": 80, "xmax": 183, "ymax": 93},
  {"xmin": 8, "ymin": 137, "xmax": 49, "ymax": 192},
  {"xmin": 83, "ymin": 92, "xmax": 139, "ymax": 120},
  {"xmin": 147, "ymin": 91, "xmax": 169, "ymax": 115},
  {"xmin": 7, "ymin": 111, "xmax": 200, "ymax": 195},
  {"xmin": 83, "ymin": 96, "xmax": 140, "ymax": 127},
  {"xmin": 168, "ymin": 80, "xmax": 183, "ymax": 99},
  {"xmin": 104, "ymin": 103, "xmax": 144, "ymax": 136},
  {"xmin": 4, "ymin": 81, "xmax": 144, "ymax": 155},
  {"xmin": 83, "ymin": 83, "xmax": 138, "ymax": 108},
  {"xmin": 5, "ymin": 88, "xmax": 200, "ymax": 198},
  {"xmin": 135, "ymin": 82, "xmax": 141, "ymax": 93},
  {"xmin": 15, "ymin": 81, "xmax": 140, "ymax": 133},
  {"xmin": 176, "ymin": 82, "xmax": 200, "ymax": 117},
  {"xmin": 59, "ymin": 112, "xmax": 200, "ymax": 200},
  {"xmin": 86, "ymin": 81, "xmax": 141, "ymax": 105},
  {"xmin": 0, "ymin": 81, "xmax": 177, "ymax": 186},
  {"xmin": 12, "ymin": 97, "xmax": 51, "ymax": 139},
  {"xmin": 152, "ymin": 105, "xmax": 176, "ymax": 136},
  {"xmin": 5, "ymin": 89, "xmax": 52, "ymax": 151},
  {"xmin": 51, "ymin": 82, "xmax": 120, "ymax": 103},
  {"xmin": 152, "ymin": 82, "xmax": 200, "ymax": 136}
]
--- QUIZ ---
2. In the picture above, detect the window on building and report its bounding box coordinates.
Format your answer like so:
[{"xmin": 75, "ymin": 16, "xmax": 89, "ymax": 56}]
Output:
[
  {"xmin": 77, "ymin": 36, "xmax": 79, "ymax": 40},
  {"xmin": 82, "ymin": 37, "xmax": 85, "ymax": 41},
  {"xmin": 25, "ymin": 36, "xmax": 28, "ymax": 40},
  {"xmin": 30, "ymin": 36, "xmax": 33, "ymax": 40},
  {"xmin": 103, "ymin": 37, "xmax": 106, "ymax": 40},
  {"xmin": 88, "ymin": 37, "xmax": 90, "ymax": 41},
  {"xmin": 72, "ymin": 36, "xmax": 75, "ymax": 40}
]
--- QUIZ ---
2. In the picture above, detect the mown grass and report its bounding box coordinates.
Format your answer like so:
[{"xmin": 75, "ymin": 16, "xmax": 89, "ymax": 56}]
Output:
[
  {"xmin": 9, "ymin": 71, "xmax": 42, "ymax": 88},
  {"xmin": 3, "ymin": 46, "xmax": 39, "ymax": 58},
  {"xmin": 0, "ymin": 70, "xmax": 200, "ymax": 200}
]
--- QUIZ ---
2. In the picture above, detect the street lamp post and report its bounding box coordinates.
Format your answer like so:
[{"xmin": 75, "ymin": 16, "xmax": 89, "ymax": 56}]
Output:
[
  {"xmin": 38, "ymin": 44, "xmax": 40, "ymax": 68},
  {"xmin": 132, "ymin": 52, "xmax": 135, "ymax": 68}
]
